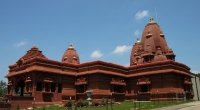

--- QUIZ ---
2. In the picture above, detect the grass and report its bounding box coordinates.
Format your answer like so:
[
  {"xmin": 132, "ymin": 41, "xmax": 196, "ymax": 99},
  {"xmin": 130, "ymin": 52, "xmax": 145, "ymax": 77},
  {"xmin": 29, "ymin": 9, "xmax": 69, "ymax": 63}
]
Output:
[{"xmin": 34, "ymin": 100, "xmax": 195, "ymax": 110}]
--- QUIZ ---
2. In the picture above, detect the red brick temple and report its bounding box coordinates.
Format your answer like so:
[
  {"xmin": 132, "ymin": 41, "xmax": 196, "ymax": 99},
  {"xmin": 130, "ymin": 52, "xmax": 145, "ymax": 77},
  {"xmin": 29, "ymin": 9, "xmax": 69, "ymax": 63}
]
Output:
[{"xmin": 5, "ymin": 18, "xmax": 193, "ymax": 109}]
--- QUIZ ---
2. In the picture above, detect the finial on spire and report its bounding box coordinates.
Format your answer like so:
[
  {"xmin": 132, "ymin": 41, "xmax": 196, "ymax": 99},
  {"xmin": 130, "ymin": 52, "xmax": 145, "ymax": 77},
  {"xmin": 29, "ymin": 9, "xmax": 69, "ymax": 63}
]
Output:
[
  {"xmin": 150, "ymin": 17, "xmax": 154, "ymax": 22},
  {"xmin": 33, "ymin": 45, "xmax": 37, "ymax": 48},
  {"xmin": 135, "ymin": 38, "xmax": 141, "ymax": 44},
  {"xmin": 68, "ymin": 44, "xmax": 74, "ymax": 49},
  {"xmin": 149, "ymin": 17, "xmax": 156, "ymax": 24}
]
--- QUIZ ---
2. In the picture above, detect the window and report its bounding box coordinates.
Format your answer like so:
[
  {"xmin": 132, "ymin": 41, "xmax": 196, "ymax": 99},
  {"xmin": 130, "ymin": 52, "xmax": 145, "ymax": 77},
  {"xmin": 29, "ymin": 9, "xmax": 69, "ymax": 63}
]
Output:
[
  {"xmin": 8, "ymin": 86, "xmax": 13, "ymax": 94},
  {"xmin": 58, "ymin": 84, "xmax": 62, "ymax": 93},
  {"xmin": 184, "ymin": 85, "xmax": 191, "ymax": 92},
  {"xmin": 144, "ymin": 57, "xmax": 149, "ymax": 62},
  {"xmin": 140, "ymin": 85, "xmax": 148, "ymax": 92},
  {"xmin": 45, "ymin": 83, "xmax": 50, "ymax": 92},
  {"xmin": 51, "ymin": 83, "xmax": 56, "ymax": 92},
  {"xmin": 64, "ymin": 57, "xmax": 67, "ymax": 61},
  {"xmin": 113, "ymin": 85, "xmax": 123, "ymax": 93},
  {"xmin": 73, "ymin": 56, "xmax": 77, "ymax": 60},
  {"xmin": 77, "ymin": 85, "xmax": 85, "ymax": 93},
  {"xmin": 25, "ymin": 83, "xmax": 32, "ymax": 92},
  {"xmin": 36, "ymin": 82, "xmax": 42, "ymax": 91}
]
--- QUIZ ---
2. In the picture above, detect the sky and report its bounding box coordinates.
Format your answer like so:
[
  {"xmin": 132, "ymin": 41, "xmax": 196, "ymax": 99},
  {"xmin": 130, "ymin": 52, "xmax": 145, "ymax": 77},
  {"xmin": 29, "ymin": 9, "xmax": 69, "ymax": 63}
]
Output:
[{"xmin": 0, "ymin": 0, "xmax": 200, "ymax": 82}]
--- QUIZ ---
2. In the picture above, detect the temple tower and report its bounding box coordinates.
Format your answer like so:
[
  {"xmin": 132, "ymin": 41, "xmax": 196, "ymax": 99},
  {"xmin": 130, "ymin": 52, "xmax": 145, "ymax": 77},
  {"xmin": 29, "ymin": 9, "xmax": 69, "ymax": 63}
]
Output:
[{"xmin": 130, "ymin": 17, "xmax": 176, "ymax": 65}]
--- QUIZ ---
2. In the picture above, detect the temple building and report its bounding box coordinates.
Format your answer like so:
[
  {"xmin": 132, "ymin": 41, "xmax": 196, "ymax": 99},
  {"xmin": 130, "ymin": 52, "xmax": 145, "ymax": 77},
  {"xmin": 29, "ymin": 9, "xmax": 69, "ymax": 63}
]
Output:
[{"xmin": 5, "ymin": 18, "xmax": 193, "ymax": 109}]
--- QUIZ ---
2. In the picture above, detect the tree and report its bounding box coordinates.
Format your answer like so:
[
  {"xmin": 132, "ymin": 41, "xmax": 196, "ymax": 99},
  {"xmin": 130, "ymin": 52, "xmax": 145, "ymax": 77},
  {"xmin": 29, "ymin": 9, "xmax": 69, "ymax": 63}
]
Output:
[
  {"xmin": 0, "ymin": 80, "xmax": 7, "ymax": 97},
  {"xmin": 196, "ymin": 73, "xmax": 200, "ymax": 78}
]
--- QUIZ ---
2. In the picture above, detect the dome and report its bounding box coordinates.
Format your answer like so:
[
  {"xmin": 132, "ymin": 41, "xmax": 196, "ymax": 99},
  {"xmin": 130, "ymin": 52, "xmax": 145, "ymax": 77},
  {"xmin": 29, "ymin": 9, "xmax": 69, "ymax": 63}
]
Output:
[{"xmin": 62, "ymin": 44, "xmax": 80, "ymax": 64}]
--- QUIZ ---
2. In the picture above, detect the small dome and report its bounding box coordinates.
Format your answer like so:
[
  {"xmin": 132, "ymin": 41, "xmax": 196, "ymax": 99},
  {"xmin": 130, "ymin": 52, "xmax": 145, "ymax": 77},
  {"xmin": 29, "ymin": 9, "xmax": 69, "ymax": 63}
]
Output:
[{"xmin": 62, "ymin": 44, "xmax": 80, "ymax": 64}]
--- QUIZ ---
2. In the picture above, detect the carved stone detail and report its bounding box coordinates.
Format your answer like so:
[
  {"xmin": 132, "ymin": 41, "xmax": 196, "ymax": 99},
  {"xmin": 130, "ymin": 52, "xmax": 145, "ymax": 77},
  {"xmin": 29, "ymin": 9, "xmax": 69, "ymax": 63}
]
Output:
[
  {"xmin": 184, "ymin": 77, "xmax": 192, "ymax": 85},
  {"xmin": 75, "ymin": 76, "xmax": 87, "ymax": 85},
  {"xmin": 110, "ymin": 77, "xmax": 126, "ymax": 85},
  {"xmin": 137, "ymin": 76, "xmax": 151, "ymax": 85}
]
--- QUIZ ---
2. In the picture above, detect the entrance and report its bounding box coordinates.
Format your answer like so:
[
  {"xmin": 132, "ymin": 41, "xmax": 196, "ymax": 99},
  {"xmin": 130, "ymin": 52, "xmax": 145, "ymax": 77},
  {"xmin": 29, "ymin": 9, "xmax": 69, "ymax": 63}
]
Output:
[{"xmin": 16, "ymin": 79, "xmax": 25, "ymax": 96}]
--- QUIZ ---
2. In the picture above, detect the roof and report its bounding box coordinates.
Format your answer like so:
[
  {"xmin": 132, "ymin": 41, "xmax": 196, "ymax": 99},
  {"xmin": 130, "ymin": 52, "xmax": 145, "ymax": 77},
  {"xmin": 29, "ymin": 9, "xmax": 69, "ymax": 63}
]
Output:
[{"xmin": 61, "ymin": 44, "xmax": 80, "ymax": 64}]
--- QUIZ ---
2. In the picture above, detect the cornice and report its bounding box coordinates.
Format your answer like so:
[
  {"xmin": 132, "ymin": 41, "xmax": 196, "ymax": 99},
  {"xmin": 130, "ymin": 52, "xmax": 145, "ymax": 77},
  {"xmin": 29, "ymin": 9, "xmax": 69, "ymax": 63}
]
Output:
[{"xmin": 6, "ymin": 57, "xmax": 192, "ymax": 78}]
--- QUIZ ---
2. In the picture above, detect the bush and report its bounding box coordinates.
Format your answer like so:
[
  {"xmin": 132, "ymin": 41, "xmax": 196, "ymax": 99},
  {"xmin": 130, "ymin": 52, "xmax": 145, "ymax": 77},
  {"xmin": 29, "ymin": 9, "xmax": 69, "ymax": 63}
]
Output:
[
  {"xmin": 101, "ymin": 98, "xmax": 107, "ymax": 106},
  {"xmin": 64, "ymin": 100, "xmax": 72, "ymax": 107},
  {"xmin": 77, "ymin": 99, "xmax": 83, "ymax": 107},
  {"xmin": 92, "ymin": 100, "xmax": 100, "ymax": 106},
  {"xmin": 82, "ymin": 100, "xmax": 89, "ymax": 106}
]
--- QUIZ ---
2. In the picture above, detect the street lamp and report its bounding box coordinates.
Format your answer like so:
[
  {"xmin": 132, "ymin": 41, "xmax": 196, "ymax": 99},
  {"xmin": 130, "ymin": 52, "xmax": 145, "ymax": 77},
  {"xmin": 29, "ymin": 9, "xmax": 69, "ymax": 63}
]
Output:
[
  {"xmin": 157, "ymin": 90, "xmax": 159, "ymax": 104},
  {"xmin": 33, "ymin": 98, "xmax": 35, "ymax": 110},
  {"xmin": 134, "ymin": 93, "xmax": 137, "ymax": 109},
  {"xmin": 68, "ymin": 97, "xmax": 72, "ymax": 110},
  {"xmin": 138, "ymin": 91, "xmax": 140, "ymax": 109},
  {"xmin": 106, "ymin": 96, "xmax": 108, "ymax": 110},
  {"xmin": 110, "ymin": 93, "xmax": 113, "ymax": 110},
  {"xmin": 4, "ymin": 96, "xmax": 5, "ymax": 110},
  {"xmin": 171, "ymin": 90, "xmax": 173, "ymax": 102}
]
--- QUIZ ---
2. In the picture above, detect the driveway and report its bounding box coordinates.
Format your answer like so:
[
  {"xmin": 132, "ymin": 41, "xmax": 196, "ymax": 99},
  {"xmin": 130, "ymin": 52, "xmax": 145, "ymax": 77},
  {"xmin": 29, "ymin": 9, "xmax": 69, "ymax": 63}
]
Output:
[{"xmin": 153, "ymin": 101, "xmax": 200, "ymax": 110}]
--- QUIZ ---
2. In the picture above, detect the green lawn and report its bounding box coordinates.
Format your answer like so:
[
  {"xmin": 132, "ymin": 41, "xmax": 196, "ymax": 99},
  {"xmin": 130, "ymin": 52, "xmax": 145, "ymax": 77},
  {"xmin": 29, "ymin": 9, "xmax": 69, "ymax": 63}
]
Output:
[{"xmin": 34, "ymin": 100, "xmax": 194, "ymax": 110}]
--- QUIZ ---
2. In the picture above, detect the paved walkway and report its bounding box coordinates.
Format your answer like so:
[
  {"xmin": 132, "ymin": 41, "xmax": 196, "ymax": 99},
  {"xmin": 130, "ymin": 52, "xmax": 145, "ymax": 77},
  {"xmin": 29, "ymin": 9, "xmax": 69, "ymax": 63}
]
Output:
[{"xmin": 153, "ymin": 101, "xmax": 200, "ymax": 110}]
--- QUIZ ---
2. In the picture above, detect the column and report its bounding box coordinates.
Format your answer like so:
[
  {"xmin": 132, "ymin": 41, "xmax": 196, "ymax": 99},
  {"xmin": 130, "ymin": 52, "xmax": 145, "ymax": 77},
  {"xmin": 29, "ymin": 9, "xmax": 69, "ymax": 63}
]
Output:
[{"xmin": 32, "ymin": 79, "xmax": 36, "ymax": 97}]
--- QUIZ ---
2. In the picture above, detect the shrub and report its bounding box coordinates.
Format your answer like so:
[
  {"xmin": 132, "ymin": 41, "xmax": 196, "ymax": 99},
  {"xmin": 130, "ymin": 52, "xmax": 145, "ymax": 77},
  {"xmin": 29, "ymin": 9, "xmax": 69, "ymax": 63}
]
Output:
[
  {"xmin": 82, "ymin": 100, "xmax": 89, "ymax": 106},
  {"xmin": 101, "ymin": 98, "xmax": 107, "ymax": 106},
  {"xmin": 67, "ymin": 101, "xmax": 72, "ymax": 107},
  {"xmin": 77, "ymin": 99, "xmax": 83, "ymax": 107},
  {"xmin": 16, "ymin": 105, "xmax": 20, "ymax": 110},
  {"xmin": 63, "ymin": 100, "xmax": 73, "ymax": 107},
  {"xmin": 92, "ymin": 100, "xmax": 100, "ymax": 106}
]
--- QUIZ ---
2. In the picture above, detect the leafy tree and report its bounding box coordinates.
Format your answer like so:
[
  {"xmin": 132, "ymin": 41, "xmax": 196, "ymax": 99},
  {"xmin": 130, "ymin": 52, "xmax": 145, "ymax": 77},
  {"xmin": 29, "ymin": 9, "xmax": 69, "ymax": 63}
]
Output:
[
  {"xmin": 196, "ymin": 73, "xmax": 200, "ymax": 78},
  {"xmin": 0, "ymin": 80, "xmax": 7, "ymax": 97}
]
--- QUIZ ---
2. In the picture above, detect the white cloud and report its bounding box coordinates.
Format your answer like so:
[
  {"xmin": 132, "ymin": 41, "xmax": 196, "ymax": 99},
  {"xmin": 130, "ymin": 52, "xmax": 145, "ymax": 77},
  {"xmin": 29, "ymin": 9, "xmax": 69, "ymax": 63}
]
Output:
[
  {"xmin": 113, "ymin": 45, "xmax": 132, "ymax": 54},
  {"xmin": 191, "ymin": 70, "xmax": 200, "ymax": 74},
  {"xmin": 14, "ymin": 41, "xmax": 28, "ymax": 47},
  {"xmin": 91, "ymin": 50, "xmax": 103, "ymax": 58},
  {"xmin": 134, "ymin": 30, "xmax": 140, "ymax": 36},
  {"xmin": 135, "ymin": 10, "xmax": 149, "ymax": 20}
]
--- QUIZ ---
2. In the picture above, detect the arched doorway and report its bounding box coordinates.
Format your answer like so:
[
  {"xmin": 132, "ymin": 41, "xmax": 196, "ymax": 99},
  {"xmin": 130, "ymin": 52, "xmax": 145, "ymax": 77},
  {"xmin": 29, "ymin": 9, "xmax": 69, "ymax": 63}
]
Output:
[{"xmin": 16, "ymin": 79, "xmax": 25, "ymax": 96}]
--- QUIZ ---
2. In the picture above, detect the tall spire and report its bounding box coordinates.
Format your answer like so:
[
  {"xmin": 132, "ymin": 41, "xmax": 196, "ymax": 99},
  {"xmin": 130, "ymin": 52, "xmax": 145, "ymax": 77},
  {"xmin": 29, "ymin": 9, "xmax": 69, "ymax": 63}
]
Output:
[{"xmin": 130, "ymin": 17, "xmax": 175, "ymax": 66}]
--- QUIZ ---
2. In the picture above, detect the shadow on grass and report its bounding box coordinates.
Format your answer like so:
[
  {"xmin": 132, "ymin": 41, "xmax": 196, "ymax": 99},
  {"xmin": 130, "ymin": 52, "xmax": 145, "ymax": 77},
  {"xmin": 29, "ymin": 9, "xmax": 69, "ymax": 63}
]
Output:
[{"xmin": 34, "ymin": 100, "xmax": 195, "ymax": 110}]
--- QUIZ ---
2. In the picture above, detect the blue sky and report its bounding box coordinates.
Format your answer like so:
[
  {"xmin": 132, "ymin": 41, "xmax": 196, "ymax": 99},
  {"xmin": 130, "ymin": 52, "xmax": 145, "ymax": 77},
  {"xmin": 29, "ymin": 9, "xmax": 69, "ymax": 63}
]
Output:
[{"xmin": 0, "ymin": 0, "xmax": 200, "ymax": 82}]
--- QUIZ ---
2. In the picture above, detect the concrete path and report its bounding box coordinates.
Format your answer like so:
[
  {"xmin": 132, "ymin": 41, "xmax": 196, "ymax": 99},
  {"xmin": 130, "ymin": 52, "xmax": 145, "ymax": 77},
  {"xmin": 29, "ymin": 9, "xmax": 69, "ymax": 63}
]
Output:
[{"xmin": 153, "ymin": 101, "xmax": 200, "ymax": 110}]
